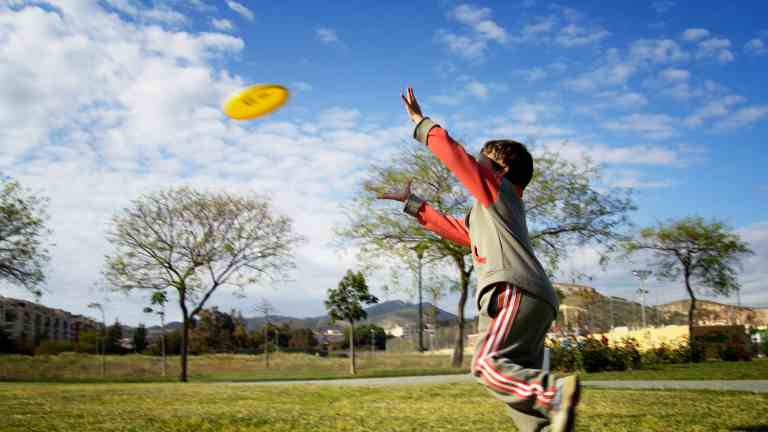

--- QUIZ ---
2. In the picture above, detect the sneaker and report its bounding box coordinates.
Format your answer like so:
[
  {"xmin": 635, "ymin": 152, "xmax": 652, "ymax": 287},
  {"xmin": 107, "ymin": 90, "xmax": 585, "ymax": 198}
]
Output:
[{"xmin": 549, "ymin": 375, "xmax": 581, "ymax": 432}]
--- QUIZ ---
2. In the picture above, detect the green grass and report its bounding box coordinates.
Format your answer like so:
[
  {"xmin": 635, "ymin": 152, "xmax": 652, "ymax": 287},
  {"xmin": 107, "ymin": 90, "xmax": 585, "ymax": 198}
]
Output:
[
  {"xmin": 1, "ymin": 382, "xmax": 767, "ymax": 431},
  {"xmin": 0, "ymin": 352, "xmax": 470, "ymax": 383},
  {"xmin": 1, "ymin": 353, "xmax": 767, "ymax": 383},
  {"xmin": 581, "ymin": 358, "xmax": 768, "ymax": 381}
]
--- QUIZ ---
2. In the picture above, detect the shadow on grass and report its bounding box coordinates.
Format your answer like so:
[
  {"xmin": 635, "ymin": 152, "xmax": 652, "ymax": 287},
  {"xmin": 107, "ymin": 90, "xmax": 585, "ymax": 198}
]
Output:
[{"xmin": 730, "ymin": 426, "xmax": 768, "ymax": 432}]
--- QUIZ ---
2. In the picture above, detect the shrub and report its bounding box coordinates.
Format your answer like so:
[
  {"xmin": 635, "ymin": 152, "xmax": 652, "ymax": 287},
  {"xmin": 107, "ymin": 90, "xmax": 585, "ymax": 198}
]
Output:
[{"xmin": 35, "ymin": 340, "xmax": 75, "ymax": 356}]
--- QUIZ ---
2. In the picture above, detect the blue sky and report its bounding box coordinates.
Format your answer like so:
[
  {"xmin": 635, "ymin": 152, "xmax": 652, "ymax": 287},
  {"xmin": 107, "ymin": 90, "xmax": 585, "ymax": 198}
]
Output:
[{"xmin": 1, "ymin": 0, "xmax": 767, "ymax": 325}]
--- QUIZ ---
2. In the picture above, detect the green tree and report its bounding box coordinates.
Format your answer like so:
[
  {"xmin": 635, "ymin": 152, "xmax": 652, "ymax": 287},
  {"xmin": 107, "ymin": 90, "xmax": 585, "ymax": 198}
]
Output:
[
  {"xmin": 324, "ymin": 270, "xmax": 379, "ymax": 374},
  {"xmin": 75, "ymin": 330, "xmax": 100, "ymax": 354},
  {"xmin": 624, "ymin": 216, "xmax": 753, "ymax": 338},
  {"xmin": 133, "ymin": 324, "xmax": 148, "ymax": 353},
  {"xmin": 346, "ymin": 323, "xmax": 386, "ymax": 350},
  {"xmin": 337, "ymin": 143, "xmax": 634, "ymax": 367},
  {"xmin": 0, "ymin": 176, "xmax": 51, "ymax": 296},
  {"xmin": 287, "ymin": 328, "xmax": 318, "ymax": 351},
  {"xmin": 104, "ymin": 319, "xmax": 123, "ymax": 354},
  {"xmin": 103, "ymin": 187, "xmax": 304, "ymax": 382},
  {"xmin": 190, "ymin": 307, "xmax": 236, "ymax": 353}
]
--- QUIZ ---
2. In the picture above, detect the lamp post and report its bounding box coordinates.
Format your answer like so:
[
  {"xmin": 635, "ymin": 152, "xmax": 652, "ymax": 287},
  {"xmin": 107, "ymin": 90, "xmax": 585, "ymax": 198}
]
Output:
[
  {"xmin": 87, "ymin": 302, "xmax": 105, "ymax": 378},
  {"xmin": 632, "ymin": 270, "xmax": 652, "ymax": 329},
  {"xmin": 413, "ymin": 242, "xmax": 429, "ymax": 352},
  {"xmin": 370, "ymin": 328, "xmax": 375, "ymax": 358}
]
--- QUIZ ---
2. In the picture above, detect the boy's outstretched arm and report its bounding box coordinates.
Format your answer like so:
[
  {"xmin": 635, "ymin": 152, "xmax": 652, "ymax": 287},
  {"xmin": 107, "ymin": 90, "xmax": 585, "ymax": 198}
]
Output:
[
  {"xmin": 378, "ymin": 179, "xmax": 470, "ymax": 248},
  {"xmin": 401, "ymin": 87, "xmax": 502, "ymax": 207}
]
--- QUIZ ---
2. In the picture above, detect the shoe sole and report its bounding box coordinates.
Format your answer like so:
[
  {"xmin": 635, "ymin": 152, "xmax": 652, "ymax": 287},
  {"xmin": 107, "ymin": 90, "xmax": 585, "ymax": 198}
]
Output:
[
  {"xmin": 552, "ymin": 376, "xmax": 581, "ymax": 432},
  {"xmin": 565, "ymin": 376, "xmax": 581, "ymax": 432}
]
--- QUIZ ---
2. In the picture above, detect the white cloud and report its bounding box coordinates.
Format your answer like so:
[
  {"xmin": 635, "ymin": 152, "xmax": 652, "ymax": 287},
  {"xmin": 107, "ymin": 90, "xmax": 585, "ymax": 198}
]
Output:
[
  {"xmin": 629, "ymin": 38, "xmax": 689, "ymax": 63},
  {"xmin": 745, "ymin": 38, "xmax": 768, "ymax": 55},
  {"xmin": 466, "ymin": 81, "xmax": 489, "ymax": 98},
  {"xmin": 602, "ymin": 113, "xmax": 677, "ymax": 139},
  {"xmin": 211, "ymin": 18, "xmax": 234, "ymax": 31},
  {"xmin": 697, "ymin": 37, "xmax": 735, "ymax": 63},
  {"xmin": 660, "ymin": 67, "xmax": 690, "ymax": 82},
  {"xmin": 605, "ymin": 170, "xmax": 676, "ymax": 189},
  {"xmin": 518, "ymin": 67, "xmax": 548, "ymax": 82},
  {"xmin": 684, "ymin": 95, "xmax": 746, "ymax": 127},
  {"xmin": 435, "ymin": 31, "xmax": 487, "ymax": 60},
  {"xmin": 541, "ymin": 140, "xmax": 687, "ymax": 168},
  {"xmin": 437, "ymin": 3, "xmax": 508, "ymax": 60},
  {"xmin": 225, "ymin": 0, "xmax": 254, "ymax": 20},
  {"xmin": 105, "ymin": 0, "xmax": 187, "ymax": 25},
  {"xmin": 555, "ymin": 23, "xmax": 610, "ymax": 47},
  {"xmin": 316, "ymin": 28, "xmax": 339, "ymax": 43},
  {"xmin": 316, "ymin": 107, "xmax": 360, "ymax": 129},
  {"xmin": 715, "ymin": 105, "xmax": 768, "ymax": 129},
  {"xmin": 523, "ymin": 16, "xmax": 556, "ymax": 35},
  {"xmin": 450, "ymin": 3, "xmax": 508, "ymax": 43},
  {"xmin": 681, "ymin": 28, "xmax": 709, "ymax": 42},
  {"xmin": 429, "ymin": 94, "xmax": 464, "ymax": 106},
  {"xmin": 652, "ymin": 1, "xmax": 675, "ymax": 13},
  {"xmin": 563, "ymin": 63, "xmax": 636, "ymax": 91},
  {"xmin": 594, "ymin": 91, "xmax": 649, "ymax": 108}
]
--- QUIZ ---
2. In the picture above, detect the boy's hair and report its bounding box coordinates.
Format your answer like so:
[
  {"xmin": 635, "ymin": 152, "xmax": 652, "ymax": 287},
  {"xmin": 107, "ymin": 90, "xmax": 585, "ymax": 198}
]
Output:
[{"xmin": 481, "ymin": 140, "xmax": 533, "ymax": 189}]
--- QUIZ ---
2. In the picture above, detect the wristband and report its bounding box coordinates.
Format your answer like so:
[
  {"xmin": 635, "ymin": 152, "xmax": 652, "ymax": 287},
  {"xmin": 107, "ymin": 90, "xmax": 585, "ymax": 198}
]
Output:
[{"xmin": 403, "ymin": 194, "xmax": 425, "ymax": 217}]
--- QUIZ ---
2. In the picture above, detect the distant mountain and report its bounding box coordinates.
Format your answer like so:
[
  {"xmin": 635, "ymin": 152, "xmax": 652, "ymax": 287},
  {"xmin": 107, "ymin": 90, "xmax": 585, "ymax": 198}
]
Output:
[{"xmin": 146, "ymin": 300, "xmax": 458, "ymax": 333}]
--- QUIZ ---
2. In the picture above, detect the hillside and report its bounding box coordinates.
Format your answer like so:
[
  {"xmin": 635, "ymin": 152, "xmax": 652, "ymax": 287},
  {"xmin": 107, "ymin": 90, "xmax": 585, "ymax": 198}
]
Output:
[
  {"xmin": 147, "ymin": 300, "xmax": 458, "ymax": 333},
  {"xmin": 553, "ymin": 282, "xmax": 767, "ymax": 330}
]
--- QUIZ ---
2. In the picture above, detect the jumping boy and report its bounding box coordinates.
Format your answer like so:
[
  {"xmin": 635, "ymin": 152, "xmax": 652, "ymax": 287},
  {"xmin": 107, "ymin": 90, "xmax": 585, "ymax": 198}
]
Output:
[{"xmin": 378, "ymin": 88, "xmax": 580, "ymax": 432}]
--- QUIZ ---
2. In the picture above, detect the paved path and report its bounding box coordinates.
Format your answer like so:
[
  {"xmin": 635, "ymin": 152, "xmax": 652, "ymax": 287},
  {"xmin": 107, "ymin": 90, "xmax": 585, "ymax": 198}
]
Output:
[{"xmin": 233, "ymin": 374, "xmax": 768, "ymax": 393}]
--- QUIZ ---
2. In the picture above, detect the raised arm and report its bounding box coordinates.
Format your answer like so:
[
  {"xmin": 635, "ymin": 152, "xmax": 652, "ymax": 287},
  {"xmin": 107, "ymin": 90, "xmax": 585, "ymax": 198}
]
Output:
[{"xmin": 402, "ymin": 87, "xmax": 501, "ymax": 207}]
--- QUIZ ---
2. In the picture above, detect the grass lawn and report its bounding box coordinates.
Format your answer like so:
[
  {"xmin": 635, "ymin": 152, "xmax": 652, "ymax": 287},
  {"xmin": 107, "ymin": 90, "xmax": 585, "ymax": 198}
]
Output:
[
  {"xmin": 581, "ymin": 357, "xmax": 768, "ymax": 381},
  {"xmin": 0, "ymin": 352, "xmax": 469, "ymax": 382},
  {"xmin": 1, "ymin": 352, "xmax": 767, "ymax": 383},
  {"xmin": 1, "ymin": 382, "xmax": 767, "ymax": 431}
]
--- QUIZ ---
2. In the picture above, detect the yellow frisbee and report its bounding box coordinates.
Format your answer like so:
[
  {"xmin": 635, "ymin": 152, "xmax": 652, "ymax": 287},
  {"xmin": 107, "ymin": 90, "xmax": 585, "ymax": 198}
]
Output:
[{"xmin": 223, "ymin": 84, "xmax": 289, "ymax": 120}]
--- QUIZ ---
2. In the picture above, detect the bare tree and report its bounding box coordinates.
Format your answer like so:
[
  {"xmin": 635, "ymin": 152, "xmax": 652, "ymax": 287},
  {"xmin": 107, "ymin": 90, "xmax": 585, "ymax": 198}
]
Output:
[{"xmin": 103, "ymin": 187, "xmax": 304, "ymax": 382}]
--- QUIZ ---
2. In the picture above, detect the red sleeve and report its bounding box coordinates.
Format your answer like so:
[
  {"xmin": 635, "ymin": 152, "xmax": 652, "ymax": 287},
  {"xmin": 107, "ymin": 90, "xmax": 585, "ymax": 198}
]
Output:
[
  {"xmin": 425, "ymin": 127, "xmax": 501, "ymax": 207},
  {"xmin": 414, "ymin": 202, "xmax": 470, "ymax": 248}
]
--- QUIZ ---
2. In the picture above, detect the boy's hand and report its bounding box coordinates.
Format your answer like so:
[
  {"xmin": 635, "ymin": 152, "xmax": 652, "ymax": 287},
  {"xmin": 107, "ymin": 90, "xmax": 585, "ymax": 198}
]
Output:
[
  {"xmin": 378, "ymin": 179, "xmax": 412, "ymax": 202},
  {"xmin": 401, "ymin": 87, "xmax": 424, "ymax": 124}
]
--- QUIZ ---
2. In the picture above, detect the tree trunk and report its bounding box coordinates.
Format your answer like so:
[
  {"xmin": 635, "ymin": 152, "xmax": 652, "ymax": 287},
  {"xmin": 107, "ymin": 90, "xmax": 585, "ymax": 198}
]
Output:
[
  {"xmin": 451, "ymin": 255, "xmax": 471, "ymax": 368},
  {"xmin": 684, "ymin": 271, "xmax": 696, "ymax": 347},
  {"xmin": 180, "ymin": 302, "xmax": 189, "ymax": 383},
  {"xmin": 349, "ymin": 322, "xmax": 356, "ymax": 375}
]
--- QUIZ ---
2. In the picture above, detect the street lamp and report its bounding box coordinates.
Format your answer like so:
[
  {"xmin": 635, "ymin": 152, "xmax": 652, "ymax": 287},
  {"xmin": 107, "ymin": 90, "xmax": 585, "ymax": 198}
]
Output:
[
  {"xmin": 632, "ymin": 270, "xmax": 652, "ymax": 329},
  {"xmin": 413, "ymin": 242, "xmax": 429, "ymax": 352},
  {"xmin": 87, "ymin": 302, "xmax": 105, "ymax": 378}
]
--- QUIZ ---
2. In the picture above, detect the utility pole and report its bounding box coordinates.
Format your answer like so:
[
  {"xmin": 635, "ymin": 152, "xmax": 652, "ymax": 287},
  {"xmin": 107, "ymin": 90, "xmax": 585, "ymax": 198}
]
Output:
[
  {"xmin": 254, "ymin": 298, "xmax": 276, "ymax": 369},
  {"xmin": 87, "ymin": 302, "xmax": 106, "ymax": 378},
  {"xmin": 609, "ymin": 297, "xmax": 614, "ymax": 330},
  {"xmin": 413, "ymin": 242, "xmax": 428, "ymax": 352},
  {"xmin": 632, "ymin": 270, "xmax": 652, "ymax": 329}
]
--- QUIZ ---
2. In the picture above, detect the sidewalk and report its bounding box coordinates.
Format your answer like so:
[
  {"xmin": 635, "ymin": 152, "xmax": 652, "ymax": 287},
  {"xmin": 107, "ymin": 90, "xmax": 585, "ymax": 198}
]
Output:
[{"xmin": 234, "ymin": 374, "xmax": 768, "ymax": 393}]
